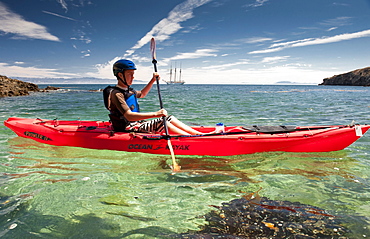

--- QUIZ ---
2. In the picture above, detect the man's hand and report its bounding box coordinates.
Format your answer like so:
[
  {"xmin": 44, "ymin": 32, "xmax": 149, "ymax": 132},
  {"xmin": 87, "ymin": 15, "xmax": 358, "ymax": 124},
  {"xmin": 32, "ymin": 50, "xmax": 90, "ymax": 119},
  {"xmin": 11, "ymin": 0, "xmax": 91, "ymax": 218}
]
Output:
[
  {"xmin": 152, "ymin": 72, "xmax": 160, "ymax": 82},
  {"xmin": 155, "ymin": 108, "xmax": 167, "ymax": 117}
]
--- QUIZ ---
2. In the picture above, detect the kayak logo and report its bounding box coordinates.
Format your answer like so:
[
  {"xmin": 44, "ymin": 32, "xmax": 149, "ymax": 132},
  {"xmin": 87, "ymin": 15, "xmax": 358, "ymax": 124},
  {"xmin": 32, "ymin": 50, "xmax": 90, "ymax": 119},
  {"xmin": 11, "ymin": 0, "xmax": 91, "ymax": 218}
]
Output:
[
  {"xmin": 128, "ymin": 144, "xmax": 153, "ymax": 150},
  {"xmin": 127, "ymin": 144, "xmax": 190, "ymax": 151},
  {"xmin": 24, "ymin": 131, "xmax": 52, "ymax": 141},
  {"xmin": 166, "ymin": 145, "xmax": 190, "ymax": 151}
]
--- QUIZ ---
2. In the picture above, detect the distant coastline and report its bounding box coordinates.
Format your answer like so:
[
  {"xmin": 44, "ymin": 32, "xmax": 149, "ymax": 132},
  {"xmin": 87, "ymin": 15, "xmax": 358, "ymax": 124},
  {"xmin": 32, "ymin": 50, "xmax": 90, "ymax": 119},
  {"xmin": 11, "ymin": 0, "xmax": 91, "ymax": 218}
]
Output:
[
  {"xmin": 4, "ymin": 67, "xmax": 370, "ymax": 93},
  {"xmin": 14, "ymin": 76, "xmax": 147, "ymax": 85},
  {"xmin": 275, "ymin": 81, "xmax": 317, "ymax": 85},
  {"xmin": 9, "ymin": 76, "xmax": 318, "ymax": 85},
  {"xmin": 15, "ymin": 76, "xmax": 115, "ymax": 85}
]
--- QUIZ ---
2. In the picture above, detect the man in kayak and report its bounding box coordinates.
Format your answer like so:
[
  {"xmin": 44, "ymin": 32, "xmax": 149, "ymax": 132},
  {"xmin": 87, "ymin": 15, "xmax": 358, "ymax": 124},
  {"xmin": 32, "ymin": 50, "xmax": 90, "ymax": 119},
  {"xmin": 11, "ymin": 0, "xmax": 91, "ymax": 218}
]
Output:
[{"xmin": 103, "ymin": 59, "xmax": 201, "ymax": 135}]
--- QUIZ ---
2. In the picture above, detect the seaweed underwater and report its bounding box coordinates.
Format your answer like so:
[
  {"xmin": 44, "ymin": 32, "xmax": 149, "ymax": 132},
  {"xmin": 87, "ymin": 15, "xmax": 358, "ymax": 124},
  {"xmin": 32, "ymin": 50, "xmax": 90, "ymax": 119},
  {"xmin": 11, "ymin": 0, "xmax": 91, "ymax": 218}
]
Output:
[{"xmin": 173, "ymin": 189, "xmax": 350, "ymax": 239}]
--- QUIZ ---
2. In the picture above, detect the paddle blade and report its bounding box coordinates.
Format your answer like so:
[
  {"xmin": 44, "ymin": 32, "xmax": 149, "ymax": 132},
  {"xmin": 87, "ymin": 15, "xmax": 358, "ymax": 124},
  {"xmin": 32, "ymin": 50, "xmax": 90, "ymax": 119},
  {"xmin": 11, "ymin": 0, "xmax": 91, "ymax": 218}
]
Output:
[
  {"xmin": 167, "ymin": 140, "xmax": 181, "ymax": 172},
  {"xmin": 150, "ymin": 38, "xmax": 156, "ymax": 60}
]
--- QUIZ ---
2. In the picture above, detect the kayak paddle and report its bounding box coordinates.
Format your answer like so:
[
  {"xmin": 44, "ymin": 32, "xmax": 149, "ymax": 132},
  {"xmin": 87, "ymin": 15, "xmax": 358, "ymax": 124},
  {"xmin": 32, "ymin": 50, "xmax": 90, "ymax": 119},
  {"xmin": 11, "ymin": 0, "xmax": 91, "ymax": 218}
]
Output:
[{"xmin": 150, "ymin": 37, "xmax": 181, "ymax": 172}]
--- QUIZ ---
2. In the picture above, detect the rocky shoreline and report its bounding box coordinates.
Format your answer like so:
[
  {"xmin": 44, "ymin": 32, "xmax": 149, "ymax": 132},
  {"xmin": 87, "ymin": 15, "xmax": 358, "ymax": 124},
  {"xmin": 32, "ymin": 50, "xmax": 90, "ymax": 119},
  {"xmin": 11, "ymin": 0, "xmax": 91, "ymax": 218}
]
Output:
[
  {"xmin": 320, "ymin": 66, "xmax": 370, "ymax": 86},
  {"xmin": 0, "ymin": 75, "xmax": 59, "ymax": 97}
]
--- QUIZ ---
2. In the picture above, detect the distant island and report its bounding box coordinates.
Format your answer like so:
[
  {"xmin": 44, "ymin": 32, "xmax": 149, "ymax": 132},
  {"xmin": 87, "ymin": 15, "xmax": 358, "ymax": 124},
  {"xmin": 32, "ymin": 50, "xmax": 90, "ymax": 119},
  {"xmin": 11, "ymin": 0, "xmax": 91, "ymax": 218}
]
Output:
[
  {"xmin": 0, "ymin": 75, "xmax": 59, "ymax": 97},
  {"xmin": 17, "ymin": 76, "xmax": 114, "ymax": 85},
  {"xmin": 320, "ymin": 66, "xmax": 370, "ymax": 86}
]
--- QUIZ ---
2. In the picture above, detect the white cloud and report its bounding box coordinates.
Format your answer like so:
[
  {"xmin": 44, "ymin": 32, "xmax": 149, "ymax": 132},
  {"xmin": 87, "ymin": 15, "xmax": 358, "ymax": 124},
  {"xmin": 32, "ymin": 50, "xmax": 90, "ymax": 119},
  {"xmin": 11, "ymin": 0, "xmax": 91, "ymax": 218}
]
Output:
[
  {"xmin": 0, "ymin": 62, "xmax": 77, "ymax": 78},
  {"xmin": 320, "ymin": 16, "xmax": 352, "ymax": 27},
  {"xmin": 57, "ymin": 0, "xmax": 68, "ymax": 11},
  {"xmin": 56, "ymin": 0, "xmax": 92, "ymax": 11},
  {"xmin": 202, "ymin": 60, "xmax": 250, "ymax": 70},
  {"xmin": 240, "ymin": 37, "xmax": 273, "ymax": 44},
  {"xmin": 327, "ymin": 27, "xmax": 337, "ymax": 32},
  {"xmin": 92, "ymin": 57, "xmax": 121, "ymax": 79},
  {"xmin": 94, "ymin": 0, "xmax": 214, "ymax": 79},
  {"xmin": 246, "ymin": 0, "xmax": 270, "ymax": 8},
  {"xmin": 81, "ymin": 50, "xmax": 91, "ymax": 58},
  {"xmin": 164, "ymin": 49, "xmax": 218, "ymax": 62},
  {"xmin": 70, "ymin": 32, "xmax": 91, "ymax": 44},
  {"xmin": 249, "ymin": 29, "xmax": 370, "ymax": 54},
  {"xmin": 123, "ymin": 0, "xmax": 213, "ymax": 57},
  {"xmin": 261, "ymin": 56, "xmax": 289, "ymax": 64},
  {"xmin": 91, "ymin": 58, "xmax": 157, "ymax": 81},
  {"xmin": 0, "ymin": 2, "xmax": 60, "ymax": 41},
  {"xmin": 181, "ymin": 24, "xmax": 202, "ymax": 34}
]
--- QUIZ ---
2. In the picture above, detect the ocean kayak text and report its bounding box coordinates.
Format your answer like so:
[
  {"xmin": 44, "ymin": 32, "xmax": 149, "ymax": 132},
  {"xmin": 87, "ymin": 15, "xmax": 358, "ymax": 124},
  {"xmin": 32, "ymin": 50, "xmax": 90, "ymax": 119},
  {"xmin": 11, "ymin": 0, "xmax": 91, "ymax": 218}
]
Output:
[{"xmin": 128, "ymin": 144, "xmax": 190, "ymax": 151}]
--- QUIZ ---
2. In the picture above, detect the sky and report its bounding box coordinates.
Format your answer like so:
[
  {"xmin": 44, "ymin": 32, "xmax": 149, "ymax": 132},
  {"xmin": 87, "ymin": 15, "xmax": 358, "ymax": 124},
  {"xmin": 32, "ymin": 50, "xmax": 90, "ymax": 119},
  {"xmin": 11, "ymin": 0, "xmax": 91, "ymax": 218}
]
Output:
[{"xmin": 1, "ymin": 0, "xmax": 370, "ymax": 84}]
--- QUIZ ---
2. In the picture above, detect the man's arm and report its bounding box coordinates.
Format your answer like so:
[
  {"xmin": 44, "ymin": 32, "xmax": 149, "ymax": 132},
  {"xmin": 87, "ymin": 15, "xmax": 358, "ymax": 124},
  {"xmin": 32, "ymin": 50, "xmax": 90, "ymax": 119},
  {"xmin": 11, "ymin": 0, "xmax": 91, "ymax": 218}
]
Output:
[
  {"xmin": 138, "ymin": 73, "xmax": 159, "ymax": 98},
  {"xmin": 123, "ymin": 108, "xmax": 167, "ymax": 122}
]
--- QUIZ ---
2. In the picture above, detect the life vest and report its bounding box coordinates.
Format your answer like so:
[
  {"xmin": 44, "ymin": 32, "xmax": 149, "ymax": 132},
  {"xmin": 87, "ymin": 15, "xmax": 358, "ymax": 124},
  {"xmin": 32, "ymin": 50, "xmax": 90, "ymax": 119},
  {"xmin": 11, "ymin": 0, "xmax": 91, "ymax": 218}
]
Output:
[
  {"xmin": 103, "ymin": 86, "xmax": 140, "ymax": 114},
  {"xmin": 103, "ymin": 86, "xmax": 140, "ymax": 132}
]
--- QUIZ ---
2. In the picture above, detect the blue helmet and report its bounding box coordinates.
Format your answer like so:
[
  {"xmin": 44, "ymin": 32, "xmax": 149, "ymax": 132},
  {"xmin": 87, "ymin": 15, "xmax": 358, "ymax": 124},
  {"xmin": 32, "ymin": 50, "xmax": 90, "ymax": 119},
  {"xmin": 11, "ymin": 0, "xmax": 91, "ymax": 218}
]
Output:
[{"xmin": 113, "ymin": 59, "xmax": 137, "ymax": 76}]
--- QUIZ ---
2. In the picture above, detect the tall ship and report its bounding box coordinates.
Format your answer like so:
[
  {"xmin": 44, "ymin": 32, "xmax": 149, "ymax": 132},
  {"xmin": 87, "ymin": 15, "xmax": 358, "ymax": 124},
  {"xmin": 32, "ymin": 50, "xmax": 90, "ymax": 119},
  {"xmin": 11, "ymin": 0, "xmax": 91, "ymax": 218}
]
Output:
[{"xmin": 164, "ymin": 62, "xmax": 185, "ymax": 85}]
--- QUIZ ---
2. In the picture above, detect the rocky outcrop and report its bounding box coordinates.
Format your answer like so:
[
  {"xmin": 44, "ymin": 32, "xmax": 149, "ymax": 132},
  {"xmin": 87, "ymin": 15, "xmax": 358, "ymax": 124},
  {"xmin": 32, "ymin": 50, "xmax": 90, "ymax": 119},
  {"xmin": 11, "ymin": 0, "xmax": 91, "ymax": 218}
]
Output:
[
  {"xmin": 40, "ymin": 86, "xmax": 60, "ymax": 91},
  {"xmin": 0, "ymin": 75, "xmax": 40, "ymax": 97},
  {"xmin": 320, "ymin": 67, "xmax": 370, "ymax": 86},
  {"xmin": 0, "ymin": 75, "xmax": 61, "ymax": 97}
]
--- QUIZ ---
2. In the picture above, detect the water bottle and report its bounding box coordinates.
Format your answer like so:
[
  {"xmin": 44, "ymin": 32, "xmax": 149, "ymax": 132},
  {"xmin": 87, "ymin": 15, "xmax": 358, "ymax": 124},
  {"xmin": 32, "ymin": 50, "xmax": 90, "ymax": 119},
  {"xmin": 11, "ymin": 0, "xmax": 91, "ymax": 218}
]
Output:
[{"xmin": 215, "ymin": 122, "xmax": 225, "ymax": 133}]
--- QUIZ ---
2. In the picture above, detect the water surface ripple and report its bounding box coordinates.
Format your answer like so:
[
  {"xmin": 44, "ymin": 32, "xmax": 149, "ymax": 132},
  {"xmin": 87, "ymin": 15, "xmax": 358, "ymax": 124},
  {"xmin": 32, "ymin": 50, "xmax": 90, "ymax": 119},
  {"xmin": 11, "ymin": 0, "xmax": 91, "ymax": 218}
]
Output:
[{"xmin": 1, "ymin": 84, "xmax": 369, "ymax": 238}]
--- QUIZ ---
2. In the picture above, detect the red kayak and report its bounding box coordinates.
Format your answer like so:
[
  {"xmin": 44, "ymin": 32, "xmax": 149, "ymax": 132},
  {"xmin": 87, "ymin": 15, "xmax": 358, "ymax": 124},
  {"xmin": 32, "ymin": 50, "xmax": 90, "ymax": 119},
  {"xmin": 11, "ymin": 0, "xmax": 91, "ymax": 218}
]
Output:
[{"xmin": 4, "ymin": 117, "xmax": 370, "ymax": 156}]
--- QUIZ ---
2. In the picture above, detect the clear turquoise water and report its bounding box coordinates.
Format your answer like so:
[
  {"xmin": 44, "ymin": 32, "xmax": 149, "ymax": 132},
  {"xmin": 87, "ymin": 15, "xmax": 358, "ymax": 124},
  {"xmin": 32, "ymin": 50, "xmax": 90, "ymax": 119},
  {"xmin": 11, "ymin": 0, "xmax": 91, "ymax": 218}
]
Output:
[{"xmin": 1, "ymin": 84, "xmax": 370, "ymax": 238}]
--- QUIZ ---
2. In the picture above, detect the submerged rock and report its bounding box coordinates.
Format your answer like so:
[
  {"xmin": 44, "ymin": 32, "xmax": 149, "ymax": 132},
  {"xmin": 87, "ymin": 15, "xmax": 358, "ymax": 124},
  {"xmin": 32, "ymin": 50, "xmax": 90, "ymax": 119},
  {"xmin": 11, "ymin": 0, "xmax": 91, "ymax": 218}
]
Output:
[
  {"xmin": 320, "ymin": 67, "xmax": 370, "ymax": 86},
  {"xmin": 41, "ymin": 85, "xmax": 60, "ymax": 91},
  {"xmin": 174, "ymin": 192, "xmax": 348, "ymax": 238}
]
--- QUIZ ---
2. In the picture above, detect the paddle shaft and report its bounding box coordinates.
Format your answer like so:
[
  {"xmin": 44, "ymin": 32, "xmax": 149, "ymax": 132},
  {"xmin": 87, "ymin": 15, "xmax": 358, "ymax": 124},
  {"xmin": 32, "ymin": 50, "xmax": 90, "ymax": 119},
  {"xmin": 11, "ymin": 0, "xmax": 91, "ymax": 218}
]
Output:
[
  {"xmin": 152, "ymin": 59, "xmax": 170, "ymax": 136},
  {"xmin": 150, "ymin": 38, "xmax": 180, "ymax": 171}
]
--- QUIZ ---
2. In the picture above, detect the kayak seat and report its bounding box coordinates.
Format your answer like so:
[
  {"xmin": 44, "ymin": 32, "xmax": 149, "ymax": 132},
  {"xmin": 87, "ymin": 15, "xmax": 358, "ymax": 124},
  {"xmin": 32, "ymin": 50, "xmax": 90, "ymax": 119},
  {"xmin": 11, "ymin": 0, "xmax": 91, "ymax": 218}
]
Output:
[{"xmin": 243, "ymin": 125, "xmax": 297, "ymax": 134}]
